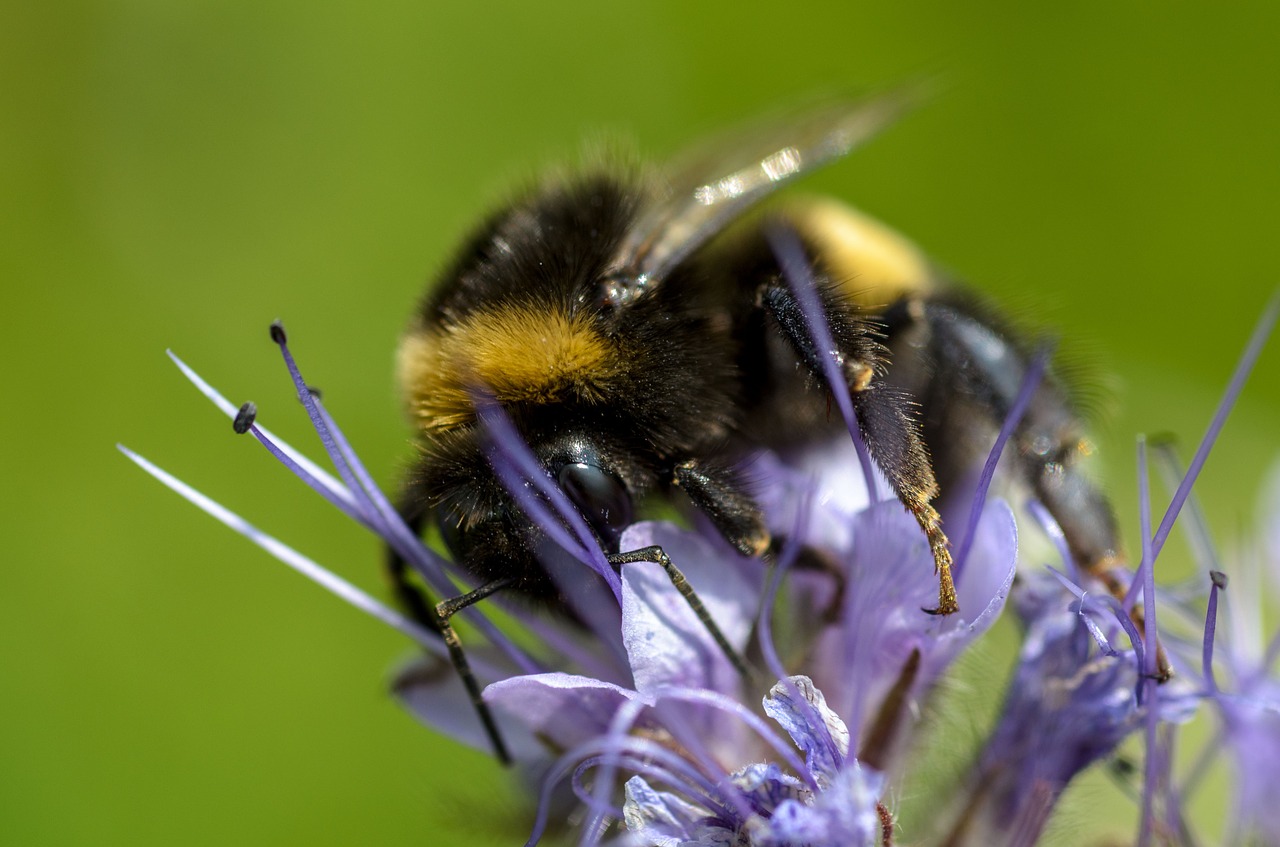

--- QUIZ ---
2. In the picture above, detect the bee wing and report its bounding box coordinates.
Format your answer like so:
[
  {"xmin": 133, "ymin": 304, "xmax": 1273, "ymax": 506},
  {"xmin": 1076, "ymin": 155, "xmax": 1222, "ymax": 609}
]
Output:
[{"xmin": 607, "ymin": 87, "xmax": 922, "ymax": 299}]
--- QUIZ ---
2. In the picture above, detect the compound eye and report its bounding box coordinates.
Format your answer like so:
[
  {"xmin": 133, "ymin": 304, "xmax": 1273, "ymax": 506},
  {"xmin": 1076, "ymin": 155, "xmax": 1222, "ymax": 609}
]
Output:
[{"xmin": 558, "ymin": 462, "xmax": 633, "ymax": 543}]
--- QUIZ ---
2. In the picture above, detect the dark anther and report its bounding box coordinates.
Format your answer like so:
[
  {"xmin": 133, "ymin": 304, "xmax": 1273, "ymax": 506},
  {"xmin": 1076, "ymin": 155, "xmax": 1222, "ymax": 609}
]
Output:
[
  {"xmin": 1110, "ymin": 755, "xmax": 1137, "ymax": 777},
  {"xmin": 306, "ymin": 385, "xmax": 323, "ymax": 401},
  {"xmin": 233, "ymin": 402, "xmax": 258, "ymax": 434},
  {"xmin": 876, "ymin": 802, "xmax": 895, "ymax": 847},
  {"xmin": 269, "ymin": 320, "xmax": 287, "ymax": 345},
  {"xmin": 858, "ymin": 648, "xmax": 920, "ymax": 769},
  {"xmin": 1210, "ymin": 570, "xmax": 1229, "ymax": 589}
]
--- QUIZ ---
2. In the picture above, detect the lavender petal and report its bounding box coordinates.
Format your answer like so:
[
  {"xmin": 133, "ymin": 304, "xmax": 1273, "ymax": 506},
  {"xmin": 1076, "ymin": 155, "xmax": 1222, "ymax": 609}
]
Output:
[{"xmin": 619, "ymin": 521, "xmax": 760, "ymax": 699}]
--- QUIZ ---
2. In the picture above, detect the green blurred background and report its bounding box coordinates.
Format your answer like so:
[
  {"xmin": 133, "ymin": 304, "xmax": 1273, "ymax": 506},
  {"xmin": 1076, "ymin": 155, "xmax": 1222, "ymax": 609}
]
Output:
[{"xmin": 4, "ymin": 2, "xmax": 1277, "ymax": 845}]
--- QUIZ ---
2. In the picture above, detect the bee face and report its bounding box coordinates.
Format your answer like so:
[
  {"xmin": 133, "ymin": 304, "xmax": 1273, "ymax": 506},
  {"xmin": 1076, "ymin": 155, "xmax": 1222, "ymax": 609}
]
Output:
[{"xmin": 422, "ymin": 419, "xmax": 648, "ymax": 599}]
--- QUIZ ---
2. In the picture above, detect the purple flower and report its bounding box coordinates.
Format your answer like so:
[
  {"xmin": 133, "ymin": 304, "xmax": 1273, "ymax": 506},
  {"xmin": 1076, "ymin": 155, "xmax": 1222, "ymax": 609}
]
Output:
[
  {"xmin": 484, "ymin": 427, "xmax": 1016, "ymax": 847},
  {"xmin": 1158, "ymin": 459, "xmax": 1280, "ymax": 846},
  {"xmin": 119, "ymin": 290, "xmax": 1279, "ymax": 846},
  {"xmin": 946, "ymin": 566, "xmax": 1199, "ymax": 845},
  {"xmin": 620, "ymin": 677, "xmax": 886, "ymax": 847},
  {"xmin": 1220, "ymin": 462, "xmax": 1280, "ymax": 843},
  {"xmin": 752, "ymin": 440, "xmax": 1019, "ymax": 766},
  {"xmin": 120, "ymin": 329, "xmax": 1023, "ymax": 845},
  {"xmin": 477, "ymin": 520, "xmax": 763, "ymax": 769}
]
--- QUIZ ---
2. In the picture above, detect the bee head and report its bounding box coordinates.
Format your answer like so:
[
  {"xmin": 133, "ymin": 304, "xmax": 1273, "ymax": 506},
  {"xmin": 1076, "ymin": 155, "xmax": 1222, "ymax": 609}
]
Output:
[{"xmin": 425, "ymin": 427, "xmax": 642, "ymax": 602}]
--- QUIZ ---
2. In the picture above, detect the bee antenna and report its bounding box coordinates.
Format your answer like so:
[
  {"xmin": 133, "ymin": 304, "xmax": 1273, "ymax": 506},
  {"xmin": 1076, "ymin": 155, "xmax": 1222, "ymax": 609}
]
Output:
[{"xmin": 232, "ymin": 402, "xmax": 257, "ymax": 434}]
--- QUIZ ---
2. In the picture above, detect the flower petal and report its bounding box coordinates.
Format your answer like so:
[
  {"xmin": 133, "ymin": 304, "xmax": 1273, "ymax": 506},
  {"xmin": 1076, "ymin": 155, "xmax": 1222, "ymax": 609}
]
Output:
[
  {"xmin": 755, "ymin": 761, "xmax": 884, "ymax": 847},
  {"xmin": 485, "ymin": 673, "xmax": 653, "ymax": 752},
  {"xmin": 622, "ymin": 776, "xmax": 708, "ymax": 845},
  {"xmin": 921, "ymin": 498, "xmax": 1020, "ymax": 681},
  {"xmin": 731, "ymin": 762, "xmax": 810, "ymax": 814},
  {"xmin": 762, "ymin": 676, "xmax": 849, "ymax": 789},
  {"xmin": 752, "ymin": 440, "xmax": 875, "ymax": 553},
  {"xmin": 392, "ymin": 655, "xmax": 544, "ymax": 761},
  {"xmin": 620, "ymin": 521, "xmax": 760, "ymax": 698},
  {"xmin": 1219, "ymin": 687, "xmax": 1280, "ymax": 843}
]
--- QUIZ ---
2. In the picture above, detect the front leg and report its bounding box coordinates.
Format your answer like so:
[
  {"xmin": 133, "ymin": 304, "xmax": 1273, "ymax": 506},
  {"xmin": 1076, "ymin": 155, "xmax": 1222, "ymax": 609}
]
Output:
[
  {"xmin": 672, "ymin": 458, "xmax": 769, "ymax": 558},
  {"xmin": 761, "ymin": 228, "xmax": 958, "ymax": 615}
]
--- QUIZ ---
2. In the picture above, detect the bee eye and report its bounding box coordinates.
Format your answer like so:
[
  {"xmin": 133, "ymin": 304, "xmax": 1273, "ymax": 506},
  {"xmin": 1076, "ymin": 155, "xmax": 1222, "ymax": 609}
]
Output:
[{"xmin": 557, "ymin": 462, "xmax": 633, "ymax": 543}]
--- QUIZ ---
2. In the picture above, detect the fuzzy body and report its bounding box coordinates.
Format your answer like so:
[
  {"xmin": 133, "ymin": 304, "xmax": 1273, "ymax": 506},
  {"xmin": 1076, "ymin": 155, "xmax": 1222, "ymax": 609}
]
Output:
[
  {"xmin": 397, "ymin": 169, "xmax": 925, "ymax": 596},
  {"xmin": 397, "ymin": 169, "xmax": 1118, "ymax": 606}
]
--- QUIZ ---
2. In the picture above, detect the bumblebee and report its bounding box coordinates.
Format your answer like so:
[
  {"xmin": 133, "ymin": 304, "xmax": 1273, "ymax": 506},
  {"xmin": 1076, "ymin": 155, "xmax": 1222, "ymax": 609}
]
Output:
[{"xmin": 390, "ymin": 93, "xmax": 1128, "ymax": 762}]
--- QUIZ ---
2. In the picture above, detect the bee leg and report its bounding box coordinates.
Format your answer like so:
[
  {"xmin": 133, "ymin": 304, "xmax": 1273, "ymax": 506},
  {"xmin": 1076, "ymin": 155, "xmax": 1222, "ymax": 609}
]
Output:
[
  {"xmin": 386, "ymin": 496, "xmax": 517, "ymax": 764},
  {"xmin": 879, "ymin": 297, "xmax": 1169, "ymax": 674},
  {"xmin": 431, "ymin": 577, "xmax": 518, "ymax": 765},
  {"xmin": 608, "ymin": 545, "xmax": 752, "ymax": 680},
  {"xmin": 1032, "ymin": 464, "xmax": 1130, "ymax": 593},
  {"xmin": 672, "ymin": 459, "xmax": 769, "ymax": 558},
  {"xmin": 1029, "ymin": 464, "xmax": 1161, "ymax": 676},
  {"xmin": 385, "ymin": 495, "xmax": 437, "ymax": 627},
  {"xmin": 760, "ymin": 279, "xmax": 958, "ymax": 615},
  {"xmin": 850, "ymin": 384, "xmax": 958, "ymax": 615}
]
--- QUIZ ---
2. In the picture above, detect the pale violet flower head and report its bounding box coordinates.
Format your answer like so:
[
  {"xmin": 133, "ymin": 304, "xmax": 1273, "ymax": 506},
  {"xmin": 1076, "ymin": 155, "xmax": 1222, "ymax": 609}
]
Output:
[
  {"xmin": 479, "ymin": 453, "xmax": 1018, "ymax": 847},
  {"xmin": 1144, "ymin": 456, "xmax": 1280, "ymax": 846},
  {"xmin": 120, "ymin": 291, "xmax": 1279, "ymax": 845}
]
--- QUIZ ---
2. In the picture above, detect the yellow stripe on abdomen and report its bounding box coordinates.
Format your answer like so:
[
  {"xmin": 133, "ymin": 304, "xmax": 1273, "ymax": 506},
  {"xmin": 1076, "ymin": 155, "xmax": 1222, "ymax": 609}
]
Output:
[{"xmin": 783, "ymin": 198, "xmax": 936, "ymax": 308}]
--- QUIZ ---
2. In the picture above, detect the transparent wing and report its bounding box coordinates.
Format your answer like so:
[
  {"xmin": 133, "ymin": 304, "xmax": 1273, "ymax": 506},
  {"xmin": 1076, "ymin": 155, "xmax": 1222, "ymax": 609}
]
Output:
[{"xmin": 604, "ymin": 86, "xmax": 924, "ymax": 305}]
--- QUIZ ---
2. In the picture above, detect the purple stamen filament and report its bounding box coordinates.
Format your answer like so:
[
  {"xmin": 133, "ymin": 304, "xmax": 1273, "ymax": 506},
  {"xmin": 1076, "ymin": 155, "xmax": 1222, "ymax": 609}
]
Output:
[
  {"xmin": 266, "ymin": 329, "xmax": 536, "ymax": 671},
  {"xmin": 1124, "ymin": 292, "xmax": 1279, "ymax": 611},
  {"xmin": 1137, "ymin": 437, "xmax": 1159, "ymax": 847},
  {"xmin": 476, "ymin": 398, "xmax": 622, "ymax": 601},
  {"xmin": 953, "ymin": 343, "xmax": 1052, "ymax": 581},
  {"xmin": 1202, "ymin": 571, "xmax": 1226, "ymax": 696},
  {"xmin": 767, "ymin": 224, "xmax": 879, "ymax": 503}
]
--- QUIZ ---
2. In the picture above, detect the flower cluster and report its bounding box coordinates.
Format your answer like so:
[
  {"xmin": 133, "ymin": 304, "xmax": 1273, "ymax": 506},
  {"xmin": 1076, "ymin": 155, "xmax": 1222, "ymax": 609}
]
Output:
[{"xmin": 121, "ymin": 297, "xmax": 1278, "ymax": 845}]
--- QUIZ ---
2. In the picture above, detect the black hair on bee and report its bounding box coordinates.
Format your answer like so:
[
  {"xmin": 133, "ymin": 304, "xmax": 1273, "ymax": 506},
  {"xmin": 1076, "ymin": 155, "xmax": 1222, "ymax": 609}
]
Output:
[{"xmin": 387, "ymin": 91, "xmax": 1136, "ymax": 763}]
